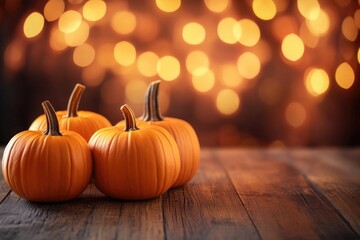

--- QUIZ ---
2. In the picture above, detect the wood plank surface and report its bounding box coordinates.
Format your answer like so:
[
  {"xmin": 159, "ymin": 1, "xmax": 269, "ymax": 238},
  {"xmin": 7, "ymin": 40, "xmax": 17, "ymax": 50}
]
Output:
[
  {"xmin": 280, "ymin": 149, "xmax": 360, "ymax": 236},
  {"xmin": 0, "ymin": 148, "xmax": 360, "ymax": 240},
  {"xmin": 217, "ymin": 149, "xmax": 359, "ymax": 239}
]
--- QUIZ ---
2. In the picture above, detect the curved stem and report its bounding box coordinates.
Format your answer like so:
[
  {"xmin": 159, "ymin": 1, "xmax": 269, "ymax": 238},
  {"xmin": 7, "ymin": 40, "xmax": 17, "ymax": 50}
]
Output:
[
  {"xmin": 120, "ymin": 104, "xmax": 139, "ymax": 132},
  {"xmin": 139, "ymin": 82, "xmax": 154, "ymax": 121},
  {"xmin": 42, "ymin": 100, "xmax": 62, "ymax": 136},
  {"xmin": 65, "ymin": 84, "xmax": 85, "ymax": 118},
  {"xmin": 142, "ymin": 80, "xmax": 164, "ymax": 122}
]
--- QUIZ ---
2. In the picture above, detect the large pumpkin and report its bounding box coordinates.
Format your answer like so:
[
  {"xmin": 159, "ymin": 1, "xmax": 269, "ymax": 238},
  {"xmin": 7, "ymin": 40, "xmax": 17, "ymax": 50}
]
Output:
[
  {"xmin": 117, "ymin": 81, "xmax": 200, "ymax": 187},
  {"xmin": 2, "ymin": 101, "xmax": 92, "ymax": 202},
  {"xmin": 89, "ymin": 104, "xmax": 180, "ymax": 200},
  {"xmin": 29, "ymin": 84, "xmax": 111, "ymax": 141}
]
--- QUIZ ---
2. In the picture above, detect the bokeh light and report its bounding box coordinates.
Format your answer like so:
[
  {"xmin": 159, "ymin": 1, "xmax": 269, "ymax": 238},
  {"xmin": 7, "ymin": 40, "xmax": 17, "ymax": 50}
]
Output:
[
  {"xmin": 285, "ymin": 102, "xmax": 306, "ymax": 128},
  {"xmin": 335, "ymin": 62, "xmax": 355, "ymax": 89},
  {"xmin": 186, "ymin": 51, "xmax": 209, "ymax": 76},
  {"xmin": 23, "ymin": 12, "xmax": 45, "ymax": 38},
  {"xmin": 252, "ymin": 0, "xmax": 277, "ymax": 21},
  {"xmin": 237, "ymin": 19, "xmax": 260, "ymax": 46},
  {"xmin": 305, "ymin": 68, "xmax": 330, "ymax": 96},
  {"xmin": 43, "ymin": 0, "xmax": 65, "ymax": 22},
  {"xmin": 281, "ymin": 33, "xmax": 305, "ymax": 61},
  {"xmin": 220, "ymin": 64, "xmax": 242, "ymax": 88},
  {"xmin": 64, "ymin": 21, "xmax": 89, "ymax": 47},
  {"xmin": 156, "ymin": 0, "xmax": 181, "ymax": 13},
  {"xmin": 306, "ymin": 9, "xmax": 330, "ymax": 37},
  {"xmin": 111, "ymin": 11, "xmax": 137, "ymax": 35},
  {"xmin": 157, "ymin": 56, "xmax": 180, "ymax": 81},
  {"xmin": 114, "ymin": 41, "xmax": 136, "ymax": 66},
  {"xmin": 217, "ymin": 17, "xmax": 241, "ymax": 44},
  {"xmin": 192, "ymin": 69, "xmax": 215, "ymax": 93},
  {"xmin": 216, "ymin": 89, "xmax": 240, "ymax": 115},
  {"xmin": 297, "ymin": 0, "xmax": 320, "ymax": 20},
  {"xmin": 237, "ymin": 52, "xmax": 261, "ymax": 79},
  {"xmin": 137, "ymin": 51, "xmax": 159, "ymax": 77},
  {"xmin": 342, "ymin": 16, "xmax": 358, "ymax": 42},
  {"xmin": 182, "ymin": 22, "xmax": 206, "ymax": 45},
  {"xmin": 58, "ymin": 10, "xmax": 82, "ymax": 33},
  {"xmin": 82, "ymin": 0, "xmax": 107, "ymax": 22},
  {"xmin": 204, "ymin": 0, "xmax": 229, "ymax": 13},
  {"xmin": 73, "ymin": 43, "xmax": 95, "ymax": 67}
]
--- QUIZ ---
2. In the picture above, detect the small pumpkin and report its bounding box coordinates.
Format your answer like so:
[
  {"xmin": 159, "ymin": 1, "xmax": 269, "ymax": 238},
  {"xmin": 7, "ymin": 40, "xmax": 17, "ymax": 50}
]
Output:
[
  {"xmin": 2, "ymin": 101, "xmax": 92, "ymax": 202},
  {"xmin": 89, "ymin": 104, "xmax": 180, "ymax": 200},
  {"xmin": 29, "ymin": 83, "xmax": 111, "ymax": 141},
  {"xmin": 117, "ymin": 81, "xmax": 200, "ymax": 187}
]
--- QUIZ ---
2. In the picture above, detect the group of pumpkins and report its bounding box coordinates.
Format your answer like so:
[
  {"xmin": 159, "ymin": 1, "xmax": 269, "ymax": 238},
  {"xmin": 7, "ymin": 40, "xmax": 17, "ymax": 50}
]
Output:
[{"xmin": 1, "ymin": 81, "xmax": 200, "ymax": 202}]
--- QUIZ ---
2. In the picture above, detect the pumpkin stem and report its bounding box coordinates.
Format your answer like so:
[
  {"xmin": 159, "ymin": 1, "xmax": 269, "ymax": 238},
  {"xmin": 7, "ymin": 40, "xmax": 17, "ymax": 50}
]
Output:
[
  {"xmin": 42, "ymin": 100, "xmax": 62, "ymax": 136},
  {"xmin": 65, "ymin": 83, "xmax": 85, "ymax": 118},
  {"xmin": 139, "ymin": 82, "xmax": 154, "ymax": 121},
  {"xmin": 142, "ymin": 80, "xmax": 164, "ymax": 122},
  {"xmin": 121, "ymin": 104, "xmax": 139, "ymax": 132}
]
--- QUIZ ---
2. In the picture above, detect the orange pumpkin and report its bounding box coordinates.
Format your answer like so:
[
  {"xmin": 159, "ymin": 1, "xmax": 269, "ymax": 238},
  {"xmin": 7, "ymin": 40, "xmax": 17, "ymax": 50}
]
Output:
[
  {"xmin": 89, "ymin": 104, "xmax": 180, "ymax": 200},
  {"xmin": 29, "ymin": 84, "xmax": 111, "ymax": 141},
  {"xmin": 2, "ymin": 101, "xmax": 92, "ymax": 202},
  {"xmin": 118, "ymin": 81, "xmax": 200, "ymax": 187}
]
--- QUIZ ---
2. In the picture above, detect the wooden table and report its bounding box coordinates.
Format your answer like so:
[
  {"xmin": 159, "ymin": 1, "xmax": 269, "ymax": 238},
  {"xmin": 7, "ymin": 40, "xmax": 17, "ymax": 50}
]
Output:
[{"xmin": 0, "ymin": 148, "xmax": 359, "ymax": 240}]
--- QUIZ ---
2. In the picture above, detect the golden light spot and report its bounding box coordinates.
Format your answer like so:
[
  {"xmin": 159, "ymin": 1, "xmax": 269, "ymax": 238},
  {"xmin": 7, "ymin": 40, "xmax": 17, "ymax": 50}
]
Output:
[
  {"xmin": 354, "ymin": 9, "xmax": 360, "ymax": 29},
  {"xmin": 82, "ymin": 64, "xmax": 105, "ymax": 87},
  {"xmin": 220, "ymin": 64, "xmax": 242, "ymax": 88},
  {"xmin": 157, "ymin": 56, "xmax": 180, "ymax": 81},
  {"xmin": 237, "ymin": 52, "xmax": 261, "ymax": 79},
  {"xmin": 156, "ymin": 0, "xmax": 181, "ymax": 12},
  {"xmin": 299, "ymin": 22, "xmax": 319, "ymax": 48},
  {"xmin": 335, "ymin": 62, "xmax": 355, "ymax": 89},
  {"xmin": 216, "ymin": 89, "xmax": 240, "ymax": 115},
  {"xmin": 304, "ymin": 68, "xmax": 329, "ymax": 96},
  {"xmin": 281, "ymin": 33, "xmax": 305, "ymax": 61},
  {"xmin": 237, "ymin": 19, "xmax": 260, "ymax": 46},
  {"xmin": 125, "ymin": 80, "xmax": 148, "ymax": 103},
  {"xmin": 73, "ymin": 43, "xmax": 95, "ymax": 67},
  {"xmin": 204, "ymin": 0, "xmax": 229, "ymax": 13},
  {"xmin": 342, "ymin": 16, "xmax": 358, "ymax": 42},
  {"xmin": 182, "ymin": 22, "xmax": 206, "ymax": 45},
  {"xmin": 137, "ymin": 51, "xmax": 159, "ymax": 77},
  {"xmin": 44, "ymin": 0, "xmax": 65, "ymax": 21},
  {"xmin": 49, "ymin": 26, "xmax": 67, "ymax": 51},
  {"xmin": 297, "ymin": 0, "xmax": 320, "ymax": 20},
  {"xmin": 113, "ymin": 41, "xmax": 136, "ymax": 66},
  {"xmin": 58, "ymin": 10, "xmax": 82, "ymax": 33},
  {"xmin": 252, "ymin": 0, "xmax": 277, "ymax": 20},
  {"xmin": 285, "ymin": 102, "xmax": 306, "ymax": 128},
  {"xmin": 23, "ymin": 12, "xmax": 44, "ymax": 38},
  {"xmin": 64, "ymin": 21, "xmax": 89, "ymax": 47},
  {"xmin": 82, "ymin": 0, "xmax": 106, "ymax": 22},
  {"xmin": 111, "ymin": 11, "xmax": 137, "ymax": 35},
  {"xmin": 358, "ymin": 48, "xmax": 360, "ymax": 64},
  {"xmin": 4, "ymin": 40, "xmax": 24, "ymax": 71},
  {"xmin": 186, "ymin": 51, "xmax": 209, "ymax": 76},
  {"xmin": 192, "ymin": 69, "xmax": 215, "ymax": 93},
  {"xmin": 217, "ymin": 17, "xmax": 241, "ymax": 44},
  {"xmin": 306, "ymin": 9, "xmax": 330, "ymax": 37}
]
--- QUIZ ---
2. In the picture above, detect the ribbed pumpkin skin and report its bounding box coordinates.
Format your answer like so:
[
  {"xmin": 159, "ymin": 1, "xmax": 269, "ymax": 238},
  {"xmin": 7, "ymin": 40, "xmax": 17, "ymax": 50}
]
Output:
[
  {"xmin": 2, "ymin": 130, "xmax": 92, "ymax": 202},
  {"xmin": 30, "ymin": 111, "xmax": 111, "ymax": 142},
  {"xmin": 145, "ymin": 118, "xmax": 200, "ymax": 187},
  {"xmin": 89, "ymin": 125, "xmax": 181, "ymax": 200}
]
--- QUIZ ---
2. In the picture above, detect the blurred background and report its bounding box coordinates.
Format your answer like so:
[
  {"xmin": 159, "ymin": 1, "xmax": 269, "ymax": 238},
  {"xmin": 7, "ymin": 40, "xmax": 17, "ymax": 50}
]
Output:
[{"xmin": 0, "ymin": 0, "xmax": 359, "ymax": 147}]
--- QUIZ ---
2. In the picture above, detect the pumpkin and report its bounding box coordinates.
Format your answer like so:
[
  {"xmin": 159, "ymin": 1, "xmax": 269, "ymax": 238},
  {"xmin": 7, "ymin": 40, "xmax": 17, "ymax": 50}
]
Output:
[
  {"xmin": 118, "ymin": 81, "xmax": 200, "ymax": 187},
  {"xmin": 29, "ymin": 83, "xmax": 111, "ymax": 141},
  {"xmin": 89, "ymin": 104, "xmax": 180, "ymax": 200},
  {"xmin": 2, "ymin": 101, "xmax": 92, "ymax": 202}
]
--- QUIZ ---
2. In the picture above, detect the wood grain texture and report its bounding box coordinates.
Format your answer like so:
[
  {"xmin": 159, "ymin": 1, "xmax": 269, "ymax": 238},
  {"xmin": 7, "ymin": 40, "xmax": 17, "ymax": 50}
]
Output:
[
  {"xmin": 0, "ymin": 148, "xmax": 360, "ymax": 240},
  {"xmin": 162, "ymin": 149, "xmax": 260, "ymax": 240},
  {"xmin": 217, "ymin": 149, "xmax": 358, "ymax": 240},
  {"xmin": 280, "ymin": 149, "xmax": 360, "ymax": 236},
  {"xmin": 0, "ymin": 147, "xmax": 11, "ymax": 203}
]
